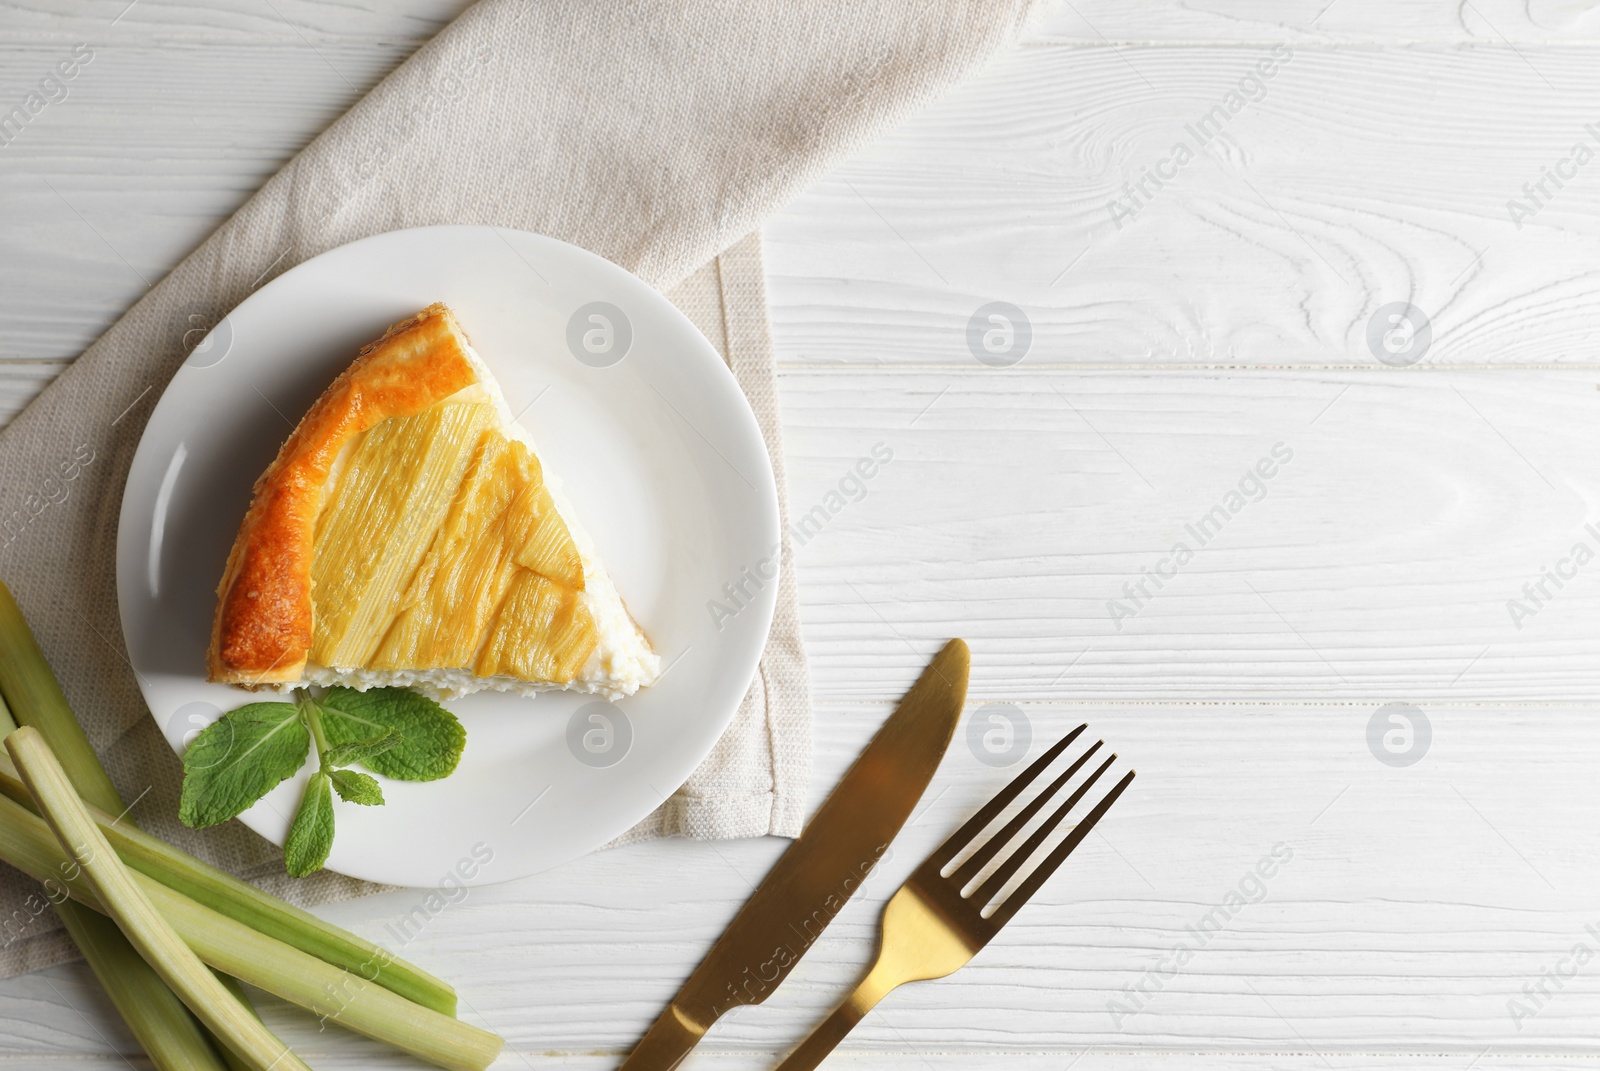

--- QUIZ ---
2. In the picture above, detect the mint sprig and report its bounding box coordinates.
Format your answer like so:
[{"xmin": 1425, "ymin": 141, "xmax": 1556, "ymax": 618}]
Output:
[
  {"xmin": 318, "ymin": 687, "xmax": 465, "ymax": 781},
  {"xmin": 330, "ymin": 768, "xmax": 385, "ymax": 806},
  {"xmin": 323, "ymin": 730, "xmax": 400, "ymax": 770},
  {"xmin": 178, "ymin": 687, "xmax": 466, "ymax": 877},
  {"xmin": 179, "ymin": 702, "xmax": 309, "ymax": 829},
  {"xmin": 283, "ymin": 771, "xmax": 335, "ymax": 878}
]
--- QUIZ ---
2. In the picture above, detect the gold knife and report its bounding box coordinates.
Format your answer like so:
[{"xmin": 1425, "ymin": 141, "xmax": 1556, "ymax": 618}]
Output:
[{"xmin": 618, "ymin": 638, "xmax": 971, "ymax": 1071}]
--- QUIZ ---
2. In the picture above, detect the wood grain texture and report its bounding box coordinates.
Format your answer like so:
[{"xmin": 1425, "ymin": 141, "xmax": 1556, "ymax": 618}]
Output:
[
  {"xmin": 7, "ymin": 701, "xmax": 1596, "ymax": 1065},
  {"xmin": 4, "ymin": 0, "xmax": 1600, "ymax": 1066},
  {"xmin": 1030, "ymin": 0, "xmax": 1600, "ymax": 42},
  {"xmin": 765, "ymin": 45, "xmax": 1600, "ymax": 370},
  {"xmin": 0, "ymin": 40, "xmax": 414, "ymax": 360},
  {"xmin": 0, "ymin": 0, "xmax": 471, "ymax": 44},
  {"xmin": 8, "ymin": 37, "xmax": 1600, "ymax": 368},
  {"xmin": 6, "ymin": 0, "xmax": 1599, "ymax": 44},
  {"xmin": 782, "ymin": 368, "xmax": 1600, "ymax": 702}
]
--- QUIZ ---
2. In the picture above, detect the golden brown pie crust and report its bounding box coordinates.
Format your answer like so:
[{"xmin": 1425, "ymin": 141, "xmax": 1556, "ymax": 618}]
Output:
[{"xmin": 207, "ymin": 303, "xmax": 479, "ymax": 685}]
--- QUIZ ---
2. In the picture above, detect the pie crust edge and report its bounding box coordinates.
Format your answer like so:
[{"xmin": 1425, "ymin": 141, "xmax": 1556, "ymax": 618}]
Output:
[{"xmin": 206, "ymin": 303, "xmax": 478, "ymax": 686}]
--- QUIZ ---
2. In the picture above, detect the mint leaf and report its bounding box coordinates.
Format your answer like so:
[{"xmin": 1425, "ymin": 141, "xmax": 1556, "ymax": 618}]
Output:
[
  {"xmin": 318, "ymin": 688, "xmax": 465, "ymax": 781},
  {"xmin": 323, "ymin": 729, "xmax": 400, "ymax": 770},
  {"xmin": 179, "ymin": 702, "xmax": 310, "ymax": 829},
  {"xmin": 329, "ymin": 768, "xmax": 385, "ymax": 806},
  {"xmin": 284, "ymin": 771, "xmax": 334, "ymax": 877}
]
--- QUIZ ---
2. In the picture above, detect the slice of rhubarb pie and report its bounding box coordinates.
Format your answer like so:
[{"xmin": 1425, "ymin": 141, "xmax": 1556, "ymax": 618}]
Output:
[{"xmin": 208, "ymin": 303, "xmax": 660, "ymax": 700}]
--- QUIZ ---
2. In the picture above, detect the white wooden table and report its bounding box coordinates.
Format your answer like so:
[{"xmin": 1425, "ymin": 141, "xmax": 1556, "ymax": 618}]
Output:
[{"xmin": 5, "ymin": 1, "xmax": 1600, "ymax": 1066}]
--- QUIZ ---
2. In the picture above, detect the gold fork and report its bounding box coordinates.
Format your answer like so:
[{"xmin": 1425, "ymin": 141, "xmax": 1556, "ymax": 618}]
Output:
[{"xmin": 774, "ymin": 724, "xmax": 1134, "ymax": 1071}]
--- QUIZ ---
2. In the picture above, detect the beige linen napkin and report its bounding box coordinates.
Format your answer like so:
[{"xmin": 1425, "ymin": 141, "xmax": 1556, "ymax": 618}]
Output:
[{"xmin": 0, "ymin": 0, "xmax": 1047, "ymax": 977}]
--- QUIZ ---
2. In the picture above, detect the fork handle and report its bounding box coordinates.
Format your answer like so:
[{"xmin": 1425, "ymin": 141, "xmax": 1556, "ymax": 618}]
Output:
[{"xmin": 774, "ymin": 965, "xmax": 896, "ymax": 1071}]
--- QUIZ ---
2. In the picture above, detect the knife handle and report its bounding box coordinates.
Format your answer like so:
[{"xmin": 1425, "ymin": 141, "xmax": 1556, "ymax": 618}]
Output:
[
  {"xmin": 617, "ymin": 1003, "xmax": 707, "ymax": 1071},
  {"xmin": 774, "ymin": 961, "xmax": 898, "ymax": 1071}
]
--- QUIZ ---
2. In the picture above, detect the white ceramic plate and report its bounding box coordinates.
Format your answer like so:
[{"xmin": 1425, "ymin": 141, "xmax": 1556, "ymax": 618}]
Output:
[{"xmin": 117, "ymin": 226, "xmax": 780, "ymax": 887}]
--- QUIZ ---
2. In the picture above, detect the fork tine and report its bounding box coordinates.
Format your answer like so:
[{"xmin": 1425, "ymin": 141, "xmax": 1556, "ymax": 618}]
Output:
[
  {"xmin": 923, "ymin": 724, "xmax": 1087, "ymax": 871},
  {"xmin": 986, "ymin": 768, "xmax": 1136, "ymax": 930},
  {"xmin": 947, "ymin": 740, "xmax": 1103, "ymax": 888},
  {"xmin": 968, "ymin": 752, "xmax": 1117, "ymax": 908}
]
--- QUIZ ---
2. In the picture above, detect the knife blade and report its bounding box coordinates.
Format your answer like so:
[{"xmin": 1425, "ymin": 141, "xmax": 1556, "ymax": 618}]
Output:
[{"xmin": 619, "ymin": 638, "xmax": 970, "ymax": 1071}]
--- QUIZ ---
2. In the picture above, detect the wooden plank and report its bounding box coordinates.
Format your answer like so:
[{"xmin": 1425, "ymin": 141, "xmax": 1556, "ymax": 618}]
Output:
[
  {"xmin": 776, "ymin": 367, "xmax": 1600, "ymax": 702},
  {"xmin": 0, "ymin": 0, "xmax": 468, "ymax": 44},
  {"xmin": 766, "ymin": 44, "xmax": 1600, "ymax": 369},
  {"xmin": 4, "ymin": 699, "xmax": 1586, "ymax": 1064},
  {"xmin": 6, "ymin": 43, "xmax": 1600, "ymax": 367},
  {"xmin": 0, "ymin": 40, "xmax": 415, "ymax": 360},
  {"xmin": 344, "ymin": 701, "xmax": 1600, "ymax": 1050},
  {"xmin": 1029, "ymin": 0, "xmax": 1600, "ymax": 42},
  {"xmin": 3, "ymin": 0, "xmax": 1594, "ymax": 45}
]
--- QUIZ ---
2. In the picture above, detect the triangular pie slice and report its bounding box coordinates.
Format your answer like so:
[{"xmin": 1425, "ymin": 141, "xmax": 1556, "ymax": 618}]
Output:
[{"xmin": 208, "ymin": 303, "xmax": 660, "ymax": 700}]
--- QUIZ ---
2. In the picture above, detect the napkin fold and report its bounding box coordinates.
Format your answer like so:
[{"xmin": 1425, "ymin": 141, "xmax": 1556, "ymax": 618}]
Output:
[{"xmin": 0, "ymin": 0, "xmax": 1047, "ymax": 978}]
